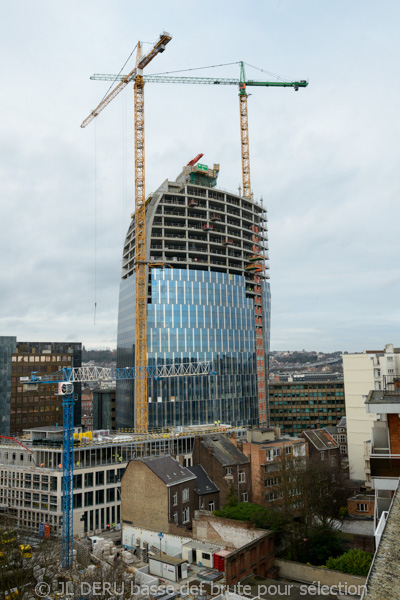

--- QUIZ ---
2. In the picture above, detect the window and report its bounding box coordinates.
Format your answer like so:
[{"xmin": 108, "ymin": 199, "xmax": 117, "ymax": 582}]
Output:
[
  {"xmin": 95, "ymin": 472, "xmax": 104, "ymax": 486},
  {"xmin": 238, "ymin": 471, "xmax": 246, "ymax": 483},
  {"xmin": 182, "ymin": 488, "xmax": 189, "ymax": 502},
  {"xmin": 321, "ymin": 452, "xmax": 325, "ymax": 461},
  {"xmin": 172, "ymin": 492, "xmax": 178, "ymax": 505},
  {"xmin": 242, "ymin": 492, "xmax": 248, "ymax": 502},
  {"xmin": 357, "ymin": 503, "xmax": 368, "ymax": 512},
  {"xmin": 182, "ymin": 507, "xmax": 190, "ymax": 523},
  {"xmin": 106, "ymin": 470, "xmax": 115, "ymax": 484},
  {"xmin": 285, "ymin": 446, "xmax": 292, "ymax": 455},
  {"xmin": 208, "ymin": 501, "xmax": 215, "ymax": 511},
  {"xmin": 95, "ymin": 490, "xmax": 104, "ymax": 504},
  {"xmin": 84, "ymin": 492, "xmax": 93, "ymax": 507},
  {"xmin": 173, "ymin": 512, "xmax": 178, "ymax": 524},
  {"xmin": 85, "ymin": 473, "xmax": 93, "ymax": 487},
  {"xmin": 226, "ymin": 467, "xmax": 232, "ymax": 476},
  {"xmin": 202, "ymin": 553, "xmax": 211, "ymax": 561},
  {"xmin": 106, "ymin": 488, "xmax": 115, "ymax": 503}
]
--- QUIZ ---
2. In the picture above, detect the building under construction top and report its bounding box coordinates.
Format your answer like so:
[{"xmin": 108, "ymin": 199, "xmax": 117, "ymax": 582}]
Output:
[{"xmin": 117, "ymin": 159, "xmax": 270, "ymax": 430}]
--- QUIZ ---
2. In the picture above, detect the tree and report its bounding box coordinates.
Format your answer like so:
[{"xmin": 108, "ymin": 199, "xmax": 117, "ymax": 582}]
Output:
[
  {"xmin": 298, "ymin": 456, "xmax": 349, "ymax": 528},
  {"xmin": 261, "ymin": 451, "xmax": 350, "ymax": 561},
  {"xmin": 302, "ymin": 526, "xmax": 344, "ymax": 565}
]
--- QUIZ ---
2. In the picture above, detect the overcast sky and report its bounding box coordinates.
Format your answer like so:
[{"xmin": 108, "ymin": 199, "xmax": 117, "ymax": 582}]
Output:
[{"xmin": 1, "ymin": 1, "xmax": 399, "ymax": 352}]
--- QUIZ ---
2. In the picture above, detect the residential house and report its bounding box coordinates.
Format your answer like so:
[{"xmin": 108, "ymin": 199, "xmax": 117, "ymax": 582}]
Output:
[
  {"xmin": 300, "ymin": 428, "xmax": 340, "ymax": 467},
  {"xmin": 192, "ymin": 434, "xmax": 252, "ymax": 505},
  {"xmin": 187, "ymin": 464, "xmax": 220, "ymax": 511},
  {"xmin": 121, "ymin": 455, "xmax": 197, "ymax": 535}
]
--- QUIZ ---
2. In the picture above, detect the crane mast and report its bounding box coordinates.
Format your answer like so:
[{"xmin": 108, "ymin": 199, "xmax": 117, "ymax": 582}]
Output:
[
  {"xmin": 134, "ymin": 43, "xmax": 148, "ymax": 433},
  {"xmin": 81, "ymin": 32, "xmax": 172, "ymax": 433}
]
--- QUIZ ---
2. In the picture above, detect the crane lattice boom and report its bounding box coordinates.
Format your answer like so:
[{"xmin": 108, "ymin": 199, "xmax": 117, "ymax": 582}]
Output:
[{"xmin": 23, "ymin": 361, "xmax": 212, "ymax": 385}]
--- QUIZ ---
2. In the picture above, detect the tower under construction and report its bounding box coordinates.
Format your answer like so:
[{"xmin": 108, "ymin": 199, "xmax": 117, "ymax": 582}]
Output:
[{"xmin": 116, "ymin": 160, "xmax": 270, "ymax": 429}]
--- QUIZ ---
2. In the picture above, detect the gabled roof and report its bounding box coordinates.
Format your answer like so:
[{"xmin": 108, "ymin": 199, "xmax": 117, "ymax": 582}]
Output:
[
  {"xmin": 200, "ymin": 434, "xmax": 249, "ymax": 466},
  {"xmin": 301, "ymin": 428, "xmax": 339, "ymax": 451},
  {"xmin": 187, "ymin": 464, "xmax": 219, "ymax": 496},
  {"xmin": 337, "ymin": 416, "xmax": 347, "ymax": 428},
  {"xmin": 141, "ymin": 455, "xmax": 196, "ymax": 486}
]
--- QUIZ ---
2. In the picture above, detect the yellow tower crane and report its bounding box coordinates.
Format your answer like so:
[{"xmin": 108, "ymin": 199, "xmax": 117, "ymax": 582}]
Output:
[
  {"xmin": 91, "ymin": 62, "xmax": 308, "ymax": 426},
  {"xmin": 81, "ymin": 31, "xmax": 172, "ymax": 433}
]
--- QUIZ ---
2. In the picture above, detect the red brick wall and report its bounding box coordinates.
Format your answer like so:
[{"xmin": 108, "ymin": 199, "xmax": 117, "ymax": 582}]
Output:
[
  {"xmin": 347, "ymin": 497, "xmax": 374, "ymax": 518},
  {"xmin": 225, "ymin": 534, "xmax": 274, "ymax": 586},
  {"xmin": 388, "ymin": 414, "xmax": 400, "ymax": 454}
]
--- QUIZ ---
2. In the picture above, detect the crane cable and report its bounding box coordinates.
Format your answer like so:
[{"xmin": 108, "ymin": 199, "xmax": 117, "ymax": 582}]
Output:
[
  {"xmin": 148, "ymin": 61, "xmax": 241, "ymax": 76},
  {"xmin": 94, "ymin": 119, "xmax": 97, "ymax": 325},
  {"xmin": 100, "ymin": 43, "xmax": 138, "ymax": 103}
]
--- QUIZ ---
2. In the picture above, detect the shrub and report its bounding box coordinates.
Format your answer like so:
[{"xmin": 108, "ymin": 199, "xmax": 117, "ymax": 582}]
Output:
[{"xmin": 325, "ymin": 548, "xmax": 373, "ymax": 576}]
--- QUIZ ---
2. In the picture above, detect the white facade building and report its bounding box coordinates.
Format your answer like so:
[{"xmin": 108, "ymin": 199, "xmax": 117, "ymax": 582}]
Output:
[
  {"xmin": 0, "ymin": 425, "xmax": 245, "ymax": 539},
  {"xmin": 343, "ymin": 344, "xmax": 400, "ymax": 482}
]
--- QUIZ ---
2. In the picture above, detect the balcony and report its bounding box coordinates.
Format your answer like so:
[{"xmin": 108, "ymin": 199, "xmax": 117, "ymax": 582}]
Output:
[
  {"xmin": 366, "ymin": 389, "xmax": 400, "ymax": 414},
  {"xmin": 370, "ymin": 455, "xmax": 400, "ymax": 479}
]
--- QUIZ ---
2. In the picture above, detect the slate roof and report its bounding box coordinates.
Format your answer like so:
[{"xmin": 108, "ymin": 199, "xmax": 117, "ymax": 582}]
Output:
[
  {"xmin": 187, "ymin": 464, "xmax": 219, "ymax": 496},
  {"xmin": 337, "ymin": 415, "xmax": 346, "ymax": 428},
  {"xmin": 301, "ymin": 428, "xmax": 339, "ymax": 451},
  {"xmin": 325, "ymin": 425, "xmax": 338, "ymax": 435},
  {"xmin": 142, "ymin": 455, "xmax": 196, "ymax": 486},
  {"xmin": 200, "ymin": 434, "xmax": 249, "ymax": 466}
]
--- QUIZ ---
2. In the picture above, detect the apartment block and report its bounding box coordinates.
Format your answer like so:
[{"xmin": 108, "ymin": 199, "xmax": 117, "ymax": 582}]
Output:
[
  {"xmin": 365, "ymin": 381, "xmax": 400, "ymax": 530},
  {"xmin": 269, "ymin": 379, "xmax": 345, "ymax": 436},
  {"xmin": 231, "ymin": 428, "xmax": 307, "ymax": 507},
  {"xmin": 343, "ymin": 344, "xmax": 400, "ymax": 482}
]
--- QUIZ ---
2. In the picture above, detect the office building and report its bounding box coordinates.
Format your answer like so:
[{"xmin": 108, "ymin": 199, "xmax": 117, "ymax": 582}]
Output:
[
  {"xmin": 0, "ymin": 336, "xmax": 17, "ymax": 437},
  {"xmin": 0, "ymin": 425, "xmax": 245, "ymax": 537},
  {"xmin": 343, "ymin": 344, "xmax": 400, "ymax": 482},
  {"xmin": 92, "ymin": 387, "xmax": 116, "ymax": 431},
  {"xmin": 269, "ymin": 379, "xmax": 345, "ymax": 436},
  {"xmin": 117, "ymin": 160, "xmax": 270, "ymax": 429},
  {"xmin": 10, "ymin": 341, "xmax": 82, "ymax": 434},
  {"xmin": 0, "ymin": 338, "xmax": 82, "ymax": 436}
]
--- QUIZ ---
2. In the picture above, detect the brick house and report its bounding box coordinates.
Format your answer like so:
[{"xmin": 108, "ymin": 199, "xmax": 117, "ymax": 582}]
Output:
[
  {"xmin": 193, "ymin": 435, "xmax": 252, "ymax": 505},
  {"xmin": 121, "ymin": 455, "xmax": 197, "ymax": 534},
  {"xmin": 347, "ymin": 493, "xmax": 375, "ymax": 519},
  {"xmin": 230, "ymin": 428, "xmax": 308, "ymax": 508},
  {"xmin": 300, "ymin": 428, "xmax": 341, "ymax": 468},
  {"xmin": 187, "ymin": 464, "xmax": 220, "ymax": 511}
]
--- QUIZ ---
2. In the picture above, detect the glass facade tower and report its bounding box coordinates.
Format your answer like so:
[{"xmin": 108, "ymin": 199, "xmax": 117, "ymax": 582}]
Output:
[{"xmin": 116, "ymin": 162, "xmax": 270, "ymax": 429}]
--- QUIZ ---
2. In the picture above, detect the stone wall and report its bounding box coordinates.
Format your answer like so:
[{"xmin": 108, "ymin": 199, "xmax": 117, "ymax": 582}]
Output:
[{"xmin": 275, "ymin": 558, "xmax": 366, "ymax": 591}]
